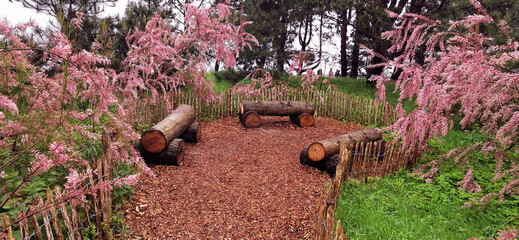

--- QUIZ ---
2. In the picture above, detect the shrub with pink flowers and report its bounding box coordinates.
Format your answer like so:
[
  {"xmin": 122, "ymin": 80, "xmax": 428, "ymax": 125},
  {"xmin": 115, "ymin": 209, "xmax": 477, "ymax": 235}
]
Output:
[
  {"xmin": 0, "ymin": 2, "xmax": 256, "ymax": 227},
  {"xmin": 372, "ymin": 0, "xmax": 519, "ymax": 206}
]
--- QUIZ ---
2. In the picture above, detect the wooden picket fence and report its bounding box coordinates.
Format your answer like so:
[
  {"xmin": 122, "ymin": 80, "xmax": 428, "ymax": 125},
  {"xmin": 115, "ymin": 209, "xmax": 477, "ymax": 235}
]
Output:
[
  {"xmin": 128, "ymin": 86, "xmax": 398, "ymax": 129},
  {"xmin": 1, "ymin": 134, "xmax": 115, "ymax": 240},
  {"xmin": 1, "ymin": 86, "xmax": 402, "ymax": 239},
  {"xmin": 314, "ymin": 140, "xmax": 420, "ymax": 240}
]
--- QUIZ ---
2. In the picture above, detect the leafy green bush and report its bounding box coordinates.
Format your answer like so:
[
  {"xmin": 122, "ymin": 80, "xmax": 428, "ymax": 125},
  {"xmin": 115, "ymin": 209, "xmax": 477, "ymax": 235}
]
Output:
[{"xmin": 213, "ymin": 69, "xmax": 249, "ymax": 84}]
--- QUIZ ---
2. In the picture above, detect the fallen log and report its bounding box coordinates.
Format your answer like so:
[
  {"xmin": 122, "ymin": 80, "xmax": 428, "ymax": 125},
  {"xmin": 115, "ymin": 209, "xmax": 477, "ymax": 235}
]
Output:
[
  {"xmin": 300, "ymin": 144, "xmax": 321, "ymax": 168},
  {"xmin": 239, "ymin": 100, "xmax": 314, "ymax": 116},
  {"xmin": 289, "ymin": 113, "xmax": 315, "ymax": 127},
  {"xmin": 135, "ymin": 138, "xmax": 186, "ymax": 165},
  {"xmin": 239, "ymin": 101, "xmax": 314, "ymax": 127},
  {"xmin": 239, "ymin": 111, "xmax": 261, "ymax": 128},
  {"xmin": 140, "ymin": 104, "xmax": 195, "ymax": 154},
  {"xmin": 307, "ymin": 128, "xmax": 382, "ymax": 162},
  {"xmin": 179, "ymin": 122, "xmax": 202, "ymax": 143}
]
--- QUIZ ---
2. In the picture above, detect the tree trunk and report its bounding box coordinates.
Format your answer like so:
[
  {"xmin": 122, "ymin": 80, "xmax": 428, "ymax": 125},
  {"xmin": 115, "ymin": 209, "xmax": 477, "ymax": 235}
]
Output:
[
  {"xmin": 289, "ymin": 113, "xmax": 315, "ymax": 127},
  {"xmin": 350, "ymin": 34, "xmax": 360, "ymax": 78},
  {"xmin": 239, "ymin": 111, "xmax": 261, "ymax": 128},
  {"xmin": 275, "ymin": 15, "xmax": 288, "ymax": 73},
  {"xmin": 239, "ymin": 101, "xmax": 315, "ymax": 116},
  {"xmin": 179, "ymin": 122, "xmax": 202, "ymax": 143},
  {"xmin": 307, "ymin": 128, "xmax": 382, "ymax": 161},
  {"xmin": 135, "ymin": 138, "xmax": 186, "ymax": 165},
  {"xmin": 339, "ymin": 9, "xmax": 349, "ymax": 77},
  {"xmin": 140, "ymin": 104, "xmax": 195, "ymax": 154},
  {"xmin": 214, "ymin": 60, "xmax": 220, "ymax": 72}
]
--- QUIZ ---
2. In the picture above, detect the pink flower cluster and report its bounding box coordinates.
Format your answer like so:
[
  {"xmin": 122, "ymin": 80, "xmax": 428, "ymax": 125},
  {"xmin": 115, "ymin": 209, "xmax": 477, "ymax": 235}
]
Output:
[
  {"xmin": 375, "ymin": 0, "xmax": 519, "ymax": 203},
  {"xmin": 120, "ymin": 4, "xmax": 257, "ymax": 105}
]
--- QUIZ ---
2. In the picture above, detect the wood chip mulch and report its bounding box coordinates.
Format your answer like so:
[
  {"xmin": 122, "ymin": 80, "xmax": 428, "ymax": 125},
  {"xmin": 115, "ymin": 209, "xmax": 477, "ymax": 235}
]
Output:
[{"xmin": 123, "ymin": 116, "xmax": 364, "ymax": 239}]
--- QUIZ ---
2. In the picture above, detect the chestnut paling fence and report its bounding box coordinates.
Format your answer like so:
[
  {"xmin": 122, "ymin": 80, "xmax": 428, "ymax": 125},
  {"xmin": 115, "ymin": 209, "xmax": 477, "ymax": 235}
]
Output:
[
  {"xmin": 314, "ymin": 140, "xmax": 420, "ymax": 240},
  {"xmin": 128, "ymin": 86, "xmax": 399, "ymax": 129},
  {"xmin": 2, "ymin": 87, "xmax": 414, "ymax": 239},
  {"xmin": 1, "ymin": 134, "xmax": 116, "ymax": 240}
]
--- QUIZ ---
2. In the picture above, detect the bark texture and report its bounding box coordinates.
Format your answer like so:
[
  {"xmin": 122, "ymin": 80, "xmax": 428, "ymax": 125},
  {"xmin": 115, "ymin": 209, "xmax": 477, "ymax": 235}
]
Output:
[
  {"xmin": 307, "ymin": 128, "xmax": 382, "ymax": 161},
  {"xmin": 140, "ymin": 105, "xmax": 195, "ymax": 154},
  {"xmin": 179, "ymin": 122, "xmax": 202, "ymax": 143},
  {"xmin": 135, "ymin": 138, "xmax": 186, "ymax": 165},
  {"xmin": 239, "ymin": 101, "xmax": 314, "ymax": 116}
]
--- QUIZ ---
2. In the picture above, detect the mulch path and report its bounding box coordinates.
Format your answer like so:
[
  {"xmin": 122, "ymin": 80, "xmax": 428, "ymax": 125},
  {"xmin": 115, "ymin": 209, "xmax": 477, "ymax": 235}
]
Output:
[{"xmin": 123, "ymin": 116, "xmax": 363, "ymax": 239}]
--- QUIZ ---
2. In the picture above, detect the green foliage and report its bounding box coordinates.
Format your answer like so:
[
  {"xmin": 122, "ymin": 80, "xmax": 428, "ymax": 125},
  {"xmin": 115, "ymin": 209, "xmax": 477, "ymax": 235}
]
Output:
[
  {"xmin": 336, "ymin": 130, "xmax": 519, "ymax": 239},
  {"xmin": 213, "ymin": 69, "xmax": 249, "ymax": 84}
]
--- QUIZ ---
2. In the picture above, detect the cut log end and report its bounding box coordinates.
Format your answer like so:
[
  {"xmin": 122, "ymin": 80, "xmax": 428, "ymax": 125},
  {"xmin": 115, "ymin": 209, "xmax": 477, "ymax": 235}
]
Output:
[
  {"xmin": 179, "ymin": 122, "xmax": 202, "ymax": 143},
  {"xmin": 290, "ymin": 113, "xmax": 315, "ymax": 127},
  {"xmin": 140, "ymin": 130, "xmax": 167, "ymax": 154},
  {"xmin": 135, "ymin": 138, "xmax": 185, "ymax": 166},
  {"xmin": 240, "ymin": 111, "xmax": 261, "ymax": 128},
  {"xmin": 308, "ymin": 142, "xmax": 326, "ymax": 161}
]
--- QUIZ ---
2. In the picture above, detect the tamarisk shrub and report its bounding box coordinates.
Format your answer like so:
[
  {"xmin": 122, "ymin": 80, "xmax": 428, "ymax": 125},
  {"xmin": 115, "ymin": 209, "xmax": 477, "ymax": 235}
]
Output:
[
  {"xmin": 118, "ymin": 3, "xmax": 257, "ymax": 106},
  {"xmin": 1, "ymin": 2, "xmax": 257, "ymax": 231},
  {"xmin": 371, "ymin": 0, "xmax": 519, "ymax": 206},
  {"xmin": 0, "ymin": 17, "xmax": 148, "ymax": 224}
]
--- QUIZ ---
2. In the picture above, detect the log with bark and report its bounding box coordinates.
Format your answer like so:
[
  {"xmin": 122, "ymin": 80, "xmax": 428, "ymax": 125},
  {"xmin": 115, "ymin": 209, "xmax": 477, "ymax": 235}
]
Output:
[
  {"xmin": 239, "ymin": 111, "xmax": 261, "ymax": 128},
  {"xmin": 135, "ymin": 138, "xmax": 186, "ymax": 165},
  {"xmin": 140, "ymin": 104, "xmax": 195, "ymax": 154},
  {"xmin": 239, "ymin": 101, "xmax": 315, "ymax": 127},
  {"xmin": 306, "ymin": 128, "xmax": 382, "ymax": 162},
  {"xmin": 179, "ymin": 122, "xmax": 202, "ymax": 143},
  {"xmin": 290, "ymin": 113, "xmax": 315, "ymax": 127}
]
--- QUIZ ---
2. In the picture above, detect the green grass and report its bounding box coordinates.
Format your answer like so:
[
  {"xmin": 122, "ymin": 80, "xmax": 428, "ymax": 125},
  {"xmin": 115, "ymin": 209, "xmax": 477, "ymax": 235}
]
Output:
[
  {"xmin": 207, "ymin": 71, "xmax": 236, "ymax": 93},
  {"xmin": 335, "ymin": 130, "xmax": 519, "ymax": 239},
  {"xmin": 208, "ymin": 71, "xmax": 417, "ymax": 113}
]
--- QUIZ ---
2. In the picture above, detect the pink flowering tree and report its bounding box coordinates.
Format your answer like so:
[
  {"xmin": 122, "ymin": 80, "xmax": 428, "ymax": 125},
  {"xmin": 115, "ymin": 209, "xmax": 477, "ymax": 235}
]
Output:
[
  {"xmin": 0, "ymin": 17, "xmax": 149, "ymax": 221},
  {"xmin": 372, "ymin": 0, "xmax": 519, "ymax": 205},
  {"xmin": 118, "ymin": 3, "xmax": 257, "ymax": 105},
  {"xmin": 1, "ymin": 2, "xmax": 257, "ymax": 230}
]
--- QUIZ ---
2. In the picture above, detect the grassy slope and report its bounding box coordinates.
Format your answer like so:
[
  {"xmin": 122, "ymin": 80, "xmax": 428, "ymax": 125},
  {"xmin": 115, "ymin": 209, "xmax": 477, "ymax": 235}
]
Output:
[{"xmin": 336, "ymin": 129, "xmax": 519, "ymax": 239}]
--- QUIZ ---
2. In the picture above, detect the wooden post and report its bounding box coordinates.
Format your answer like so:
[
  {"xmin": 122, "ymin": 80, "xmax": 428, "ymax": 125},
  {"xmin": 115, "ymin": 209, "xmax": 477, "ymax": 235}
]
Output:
[
  {"xmin": 28, "ymin": 206, "xmax": 43, "ymax": 240},
  {"xmin": 47, "ymin": 188, "xmax": 64, "ymax": 240},
  {"xmin": 88, "ymin": 167, "xmax": 103, "ymax": 240},
  {"xmin": 37, "ymin": 196, "xmax": 54, "ymax": 240},
  {"xmin": 19, "ymin": 211, "xmax": 29, "ymax": 239},
  {"xmin": 2, "ymin": 214, "xmax": 13, "ymax": 240},
  {"xmin": 55, "ymin": 187, "xmax": 75, "ymax": 240}
]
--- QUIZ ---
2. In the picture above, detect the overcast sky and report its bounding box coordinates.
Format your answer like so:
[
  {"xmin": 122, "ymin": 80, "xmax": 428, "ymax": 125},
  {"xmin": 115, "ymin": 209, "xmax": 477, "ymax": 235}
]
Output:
[
  {"xmin": 0, "ymin": 0, "xmax": 129, "ymax": 27},
  {"xmin": 0, "ymin": 0, "xmax": 341, "ymax": 73}
]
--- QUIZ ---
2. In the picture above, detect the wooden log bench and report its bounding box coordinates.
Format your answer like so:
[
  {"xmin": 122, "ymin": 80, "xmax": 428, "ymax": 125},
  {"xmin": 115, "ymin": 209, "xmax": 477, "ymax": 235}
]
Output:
[
  {"xmin": 300, "ymin": 128, "xmax": 384, "ymax": 175},
  {"xmin": 238, "ymin": 100, "xmax": 315, "ymax": 128},
  {"xmin": 136, "ymin": 104, "xmax": 201, "ymax": 165}
]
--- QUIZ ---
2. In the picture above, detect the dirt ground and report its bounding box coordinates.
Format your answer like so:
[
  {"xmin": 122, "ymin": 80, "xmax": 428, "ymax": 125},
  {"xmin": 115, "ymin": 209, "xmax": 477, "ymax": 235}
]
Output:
[{"xmin": 123, "ymin": 116, "xmax": 363, "ymax": 239}]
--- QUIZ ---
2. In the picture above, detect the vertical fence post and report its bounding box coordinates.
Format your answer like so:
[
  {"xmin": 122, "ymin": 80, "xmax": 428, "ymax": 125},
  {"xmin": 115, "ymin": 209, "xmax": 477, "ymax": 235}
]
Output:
[
  {"xmin": 47, "ymin": 188, "xmax": 65, "ymax": 240},
  {"xmin": 28, "ymin": 206, "xmax": 43, "ymax": 240},
  {"xmin": 2, "ymin": 214, "xmax": 13, "ymax": 240}
]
